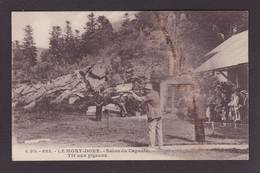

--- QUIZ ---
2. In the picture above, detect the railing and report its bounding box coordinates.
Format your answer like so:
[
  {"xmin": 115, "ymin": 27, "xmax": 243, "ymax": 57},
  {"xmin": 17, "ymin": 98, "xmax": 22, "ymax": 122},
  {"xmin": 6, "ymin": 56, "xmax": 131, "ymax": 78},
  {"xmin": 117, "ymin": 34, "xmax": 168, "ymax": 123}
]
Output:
[{"xmin": 90, "ymin": 112, "xmax": 248, "ymax": 147}]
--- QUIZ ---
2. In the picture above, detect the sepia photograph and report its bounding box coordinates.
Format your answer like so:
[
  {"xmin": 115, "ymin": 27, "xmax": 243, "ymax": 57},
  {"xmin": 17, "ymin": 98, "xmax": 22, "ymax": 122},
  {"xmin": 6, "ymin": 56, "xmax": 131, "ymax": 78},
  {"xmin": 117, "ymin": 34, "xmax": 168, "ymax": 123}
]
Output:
[{"xmin": 11, "ymin": 11, "xmax": 248, "ymax": 160}]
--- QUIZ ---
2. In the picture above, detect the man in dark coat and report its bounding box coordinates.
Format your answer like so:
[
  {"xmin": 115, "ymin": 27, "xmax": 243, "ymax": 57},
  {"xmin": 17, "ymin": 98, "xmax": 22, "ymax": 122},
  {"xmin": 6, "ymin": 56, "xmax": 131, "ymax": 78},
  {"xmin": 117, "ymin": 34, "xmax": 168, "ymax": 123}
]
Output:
[
  {"xmin": 94, "ymin": 90, "xmax": 104, "ymax": 121},
  {"xmin": 192, "ymin": 87, "xmax": 207, "ymax": 143}
]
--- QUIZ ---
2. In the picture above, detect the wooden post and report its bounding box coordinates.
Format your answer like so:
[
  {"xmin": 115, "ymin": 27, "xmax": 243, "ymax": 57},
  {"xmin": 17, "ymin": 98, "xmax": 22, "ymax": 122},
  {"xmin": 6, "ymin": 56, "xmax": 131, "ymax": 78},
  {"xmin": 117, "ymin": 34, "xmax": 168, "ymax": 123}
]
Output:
[
  {"xmin": 211, "ymin": 121, "xmax": 215, "ymax": 135},
  {"xmin": 160, "ymin": 81, "xmax": 167, "ymax": 113},
  {"xmin": 171, "ymin": 85, "xmax": 175, "ymax": 113},
  {"xmin": 105, "ymin": 110, "xmax": 109, "ymax": 129}
]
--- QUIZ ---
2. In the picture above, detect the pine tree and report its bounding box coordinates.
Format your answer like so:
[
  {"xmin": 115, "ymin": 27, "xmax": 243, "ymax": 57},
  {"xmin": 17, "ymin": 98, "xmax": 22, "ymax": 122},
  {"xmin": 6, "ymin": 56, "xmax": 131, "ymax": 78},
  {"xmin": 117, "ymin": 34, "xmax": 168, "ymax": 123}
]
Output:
[
  {"xmin": 97, "ymin": 16, "xmax": 113, "ymax": 32},
  {"xmin": 12, "ymin": 40, "xmax": 23, "ymax": 67},
  {"xmin": 12, "ymin": 40, "xmax": 24, "ymax": 80},
  {"xmin": 86, "ymin": 12, "xmax": 97, "ymax": 34},
  {"xmin": 63, "ymin": 21, "xmax": 75, "ymax": 64},
  {"xmin": 74, "ymin": 29, "xmax": 82, "ymax": 62},
  {"xmin": 96, "ymin": 15, "xmax": 114, "ymax": 49},
  {"xmin": 22, "ymin": 25, "xmax": 37, "ymax": 66},
  {"xmin": 121, "ymin": 13, "xmax": 130, "ymax": 28},
  {"xmin": 48, "ymin": 26, "xmax": 64, "ymax": 64},
  {"xmin": 81, "ymin": 12, "xmax": 99, "ymax": 55}
]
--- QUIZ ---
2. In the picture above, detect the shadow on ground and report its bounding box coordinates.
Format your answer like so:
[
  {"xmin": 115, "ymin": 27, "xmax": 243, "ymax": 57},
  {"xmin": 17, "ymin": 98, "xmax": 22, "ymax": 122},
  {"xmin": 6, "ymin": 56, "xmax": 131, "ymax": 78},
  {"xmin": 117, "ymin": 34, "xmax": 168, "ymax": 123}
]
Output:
[
  {"xmin": 88, "ymin": 117, "xmax": 98, "ymax": 121},
  {"xmin": 165, "ymin": 135, "xmax": 194, "ymax": 142},
  {"xmin": 207, "ymin": 133, "xmax": 248, "ymax": 140},
  {"xmin": 119, "ymin": 139, "xmax": 147, "ymax": 147}
]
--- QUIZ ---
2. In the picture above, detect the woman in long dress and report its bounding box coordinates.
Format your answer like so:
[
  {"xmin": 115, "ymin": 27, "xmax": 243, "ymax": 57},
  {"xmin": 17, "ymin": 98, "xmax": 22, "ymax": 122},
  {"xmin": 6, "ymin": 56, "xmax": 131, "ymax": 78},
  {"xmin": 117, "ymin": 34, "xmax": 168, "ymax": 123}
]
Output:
[{"xmin": 192, "ymin": 88, "xmax": 206, "ymax": 143}]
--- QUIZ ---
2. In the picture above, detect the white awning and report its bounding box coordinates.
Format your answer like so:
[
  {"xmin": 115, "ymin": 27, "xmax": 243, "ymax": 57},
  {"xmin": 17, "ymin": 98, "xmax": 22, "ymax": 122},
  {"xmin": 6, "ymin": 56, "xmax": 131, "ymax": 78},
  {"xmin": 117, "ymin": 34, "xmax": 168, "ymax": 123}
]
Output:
[{"xmin": 195, "ymin": 30, "xmax": 248, "ymax": 72}]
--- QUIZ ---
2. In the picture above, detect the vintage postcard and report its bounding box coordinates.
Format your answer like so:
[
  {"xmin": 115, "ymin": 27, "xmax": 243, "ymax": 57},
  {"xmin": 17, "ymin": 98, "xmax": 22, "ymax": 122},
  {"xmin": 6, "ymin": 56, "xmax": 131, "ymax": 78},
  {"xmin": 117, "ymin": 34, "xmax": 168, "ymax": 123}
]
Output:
[{"xmin": 12, "ymin": 11, "xmax": 248, "ymax": 160}]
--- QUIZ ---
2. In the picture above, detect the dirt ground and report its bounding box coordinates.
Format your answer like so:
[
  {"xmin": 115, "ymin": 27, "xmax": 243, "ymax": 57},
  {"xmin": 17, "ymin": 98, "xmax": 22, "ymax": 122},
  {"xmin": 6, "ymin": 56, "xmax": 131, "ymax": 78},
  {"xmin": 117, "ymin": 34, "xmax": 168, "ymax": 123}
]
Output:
[{"xmin": 13, "ymin": 111, "xmax": 248, "ymax": 148}]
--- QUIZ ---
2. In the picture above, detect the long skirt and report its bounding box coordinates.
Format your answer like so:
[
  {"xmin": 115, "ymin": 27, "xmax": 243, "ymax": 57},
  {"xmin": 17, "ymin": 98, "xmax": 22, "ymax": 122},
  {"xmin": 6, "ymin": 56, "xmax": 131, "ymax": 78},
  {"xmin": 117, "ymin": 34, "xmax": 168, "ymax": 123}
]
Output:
[{"xmin": 194, "ymin": 119, "xmax": 205, "ymax": 143}]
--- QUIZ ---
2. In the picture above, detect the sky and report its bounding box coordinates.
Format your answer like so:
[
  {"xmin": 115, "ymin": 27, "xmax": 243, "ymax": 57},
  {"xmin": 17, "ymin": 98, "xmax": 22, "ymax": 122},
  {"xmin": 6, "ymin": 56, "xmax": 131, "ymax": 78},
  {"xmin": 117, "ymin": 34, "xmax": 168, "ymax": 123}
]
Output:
[{"xmin": 12, "ymin": 11, "xmax": 137, "ymax": 48}]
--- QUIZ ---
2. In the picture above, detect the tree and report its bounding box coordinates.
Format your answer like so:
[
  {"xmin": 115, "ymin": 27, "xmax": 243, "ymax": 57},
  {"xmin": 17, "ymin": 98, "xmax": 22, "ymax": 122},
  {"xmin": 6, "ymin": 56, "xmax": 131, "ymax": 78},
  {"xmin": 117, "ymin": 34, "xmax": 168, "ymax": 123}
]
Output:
[
  {"xmin": 134, "ymin": 11, "xmax": 158, "ymax": 31},
  {"xmin": 81, "ymin": 12, "xmax": 99, "ymax": 55},
  {"xmin": 121, "ymin": 13, "xmax": 130, "ymax": 28},
  {"xmin": 148, "ymin": 11, "xmax": 248, "ymax": 72},
  {"xmin": 22, "ymin": 25, "xmax": 37, "ymax": 66},
  {"xmin": 12, "ymin": 40, "xmax": 25, "ymax": 80},
  {"xmin": 40, "ymin": 49, "xmax": 49, "ymax": 63},
  {"xmin": 97, "ymin": 16, "xmax": 113, "ymax": 30},
  {"xmin": 96, "ymin": 15, "xmax": 114, "ymax": 49},
  {"xmin": 118, "ymin": 13, "xmax": 135, "ymax": 36},
  {"xmin": 116, "ymin": 13, "xmax": 141, "ymax": 57},
  {"xmin": 63, "ymin": 21, "xmax": 76, "ymax": 64},
  {"xmin": 81, "ymin": 13, "xmax": 114, "ymax": 55},
  {"xmin": 86, "ymin": 12, "xmax": 97, "ymax": 34},
  {"xmin": 74, "ymin": 29, "xmax": 83, "ymax": 63},
  {"xmin": 12, "ymin": 40, "xmax": 23, "ymax": 69},
  {"xmin": 48, "ymin": 26, "xmax": 64, "ymax": 64},
  {"xmin": 183, "ymin": 11, "xmax": 248, "ymax": 67}
]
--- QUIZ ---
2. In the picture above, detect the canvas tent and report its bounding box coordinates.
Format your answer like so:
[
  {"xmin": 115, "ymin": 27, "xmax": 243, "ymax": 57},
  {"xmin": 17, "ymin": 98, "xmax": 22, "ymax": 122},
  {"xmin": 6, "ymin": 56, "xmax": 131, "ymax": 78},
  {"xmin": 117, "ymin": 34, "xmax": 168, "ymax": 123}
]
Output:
[
  {"xmin": 195, "ymin": 30, "xmax": 248, "ymax": 73},
  {"xmin": 195, "ymin": 30, "xmax": 248, "ymax": 90}
]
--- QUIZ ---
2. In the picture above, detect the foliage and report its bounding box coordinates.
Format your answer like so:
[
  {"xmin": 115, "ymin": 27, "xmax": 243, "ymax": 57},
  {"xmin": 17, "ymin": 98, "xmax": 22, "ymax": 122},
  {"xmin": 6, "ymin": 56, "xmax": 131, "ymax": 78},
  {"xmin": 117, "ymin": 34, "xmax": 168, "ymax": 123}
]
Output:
[
  {"xmin": 12, "ymin": 11, "xmax": 248, "ymax": 85},
  {"xmin": 22, "ymin": 25, "xmax": 38, "ymax": 66},
  {"xmin": 12, "ymin": 25, "xmax": 38, "ymax": 81},
  {"xmin": 46, "ymin": 26, "xmax": 64, "ymax": 64}
]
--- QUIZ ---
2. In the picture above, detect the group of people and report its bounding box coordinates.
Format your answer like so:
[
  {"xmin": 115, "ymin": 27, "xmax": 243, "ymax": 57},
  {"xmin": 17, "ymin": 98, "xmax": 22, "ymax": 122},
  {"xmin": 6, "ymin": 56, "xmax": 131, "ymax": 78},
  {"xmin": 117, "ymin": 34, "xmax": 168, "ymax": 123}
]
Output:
[
  {"xmin": 205, "ymin": 82, "xmax": 248, "ymax": 126},
  {"xmin": 92, "ymin": 79, "xmax": 209, "ymax": 147},
  {"xmin": 80, "ymin": 68, "xmax": 229, "ymax": 147},
  {"xmin": 189, "ymin": 81, "xmax": 249, "ymax": 144}
]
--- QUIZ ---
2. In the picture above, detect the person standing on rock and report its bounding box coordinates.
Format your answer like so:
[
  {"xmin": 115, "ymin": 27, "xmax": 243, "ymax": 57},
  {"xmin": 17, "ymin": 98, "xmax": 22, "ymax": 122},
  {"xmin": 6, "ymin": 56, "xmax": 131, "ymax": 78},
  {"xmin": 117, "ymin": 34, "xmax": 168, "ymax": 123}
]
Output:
[{"xmin": 130, "ymin": 82, "xmax": 163, "ymax": 148}]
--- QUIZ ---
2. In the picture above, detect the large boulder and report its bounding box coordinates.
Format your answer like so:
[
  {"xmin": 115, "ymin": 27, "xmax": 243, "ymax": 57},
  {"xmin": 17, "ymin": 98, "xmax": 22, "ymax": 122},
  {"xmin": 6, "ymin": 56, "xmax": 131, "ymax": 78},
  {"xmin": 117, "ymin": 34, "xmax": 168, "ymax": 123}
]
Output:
[{"xmin": 12, "ymin": 64, "xmax": 108, "ymax": 110}]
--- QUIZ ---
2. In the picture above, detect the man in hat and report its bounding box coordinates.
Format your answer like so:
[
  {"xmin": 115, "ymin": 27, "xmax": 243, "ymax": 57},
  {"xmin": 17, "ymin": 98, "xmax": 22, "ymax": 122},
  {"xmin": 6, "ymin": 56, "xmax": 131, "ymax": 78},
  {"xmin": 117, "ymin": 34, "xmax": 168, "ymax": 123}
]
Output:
[{"xmin": 130, "ymin": 82, "xmax": 163, "ymax": 148}]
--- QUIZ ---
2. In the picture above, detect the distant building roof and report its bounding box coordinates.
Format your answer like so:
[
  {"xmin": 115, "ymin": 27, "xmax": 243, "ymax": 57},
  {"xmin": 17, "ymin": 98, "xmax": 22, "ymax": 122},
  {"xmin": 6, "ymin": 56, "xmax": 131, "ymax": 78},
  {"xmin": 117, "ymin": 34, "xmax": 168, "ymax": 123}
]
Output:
[{"xmin": 195, "ymin": 30, "xmax": 248, "ymax": 72}]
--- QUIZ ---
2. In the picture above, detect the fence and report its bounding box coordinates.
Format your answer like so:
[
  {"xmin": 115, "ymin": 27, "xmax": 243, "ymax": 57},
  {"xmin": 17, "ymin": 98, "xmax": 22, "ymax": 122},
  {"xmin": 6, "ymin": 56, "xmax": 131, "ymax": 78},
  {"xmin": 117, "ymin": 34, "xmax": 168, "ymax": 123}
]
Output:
[{"xmin": 89, "ymin": 112, "xmax": 248, "ymax": 147}]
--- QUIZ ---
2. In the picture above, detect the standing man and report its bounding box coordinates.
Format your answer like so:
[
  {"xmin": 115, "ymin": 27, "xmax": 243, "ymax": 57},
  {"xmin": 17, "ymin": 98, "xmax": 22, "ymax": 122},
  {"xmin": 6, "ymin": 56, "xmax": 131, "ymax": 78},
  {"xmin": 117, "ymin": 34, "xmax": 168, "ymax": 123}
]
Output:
[
  {"xmin": 228, "ymin": 88, "xmax": 242, "ymax": 128},
  {"xmin": 94, "ymin": 87, "xmax": 105, "ymax": 121},
  {"xmin": 228, "ymin": 88, "xmax": 241, "ymax": 121},
  {"xmin": 130, "ymin": 82, "xmax": 163, "ymax": 148}
]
